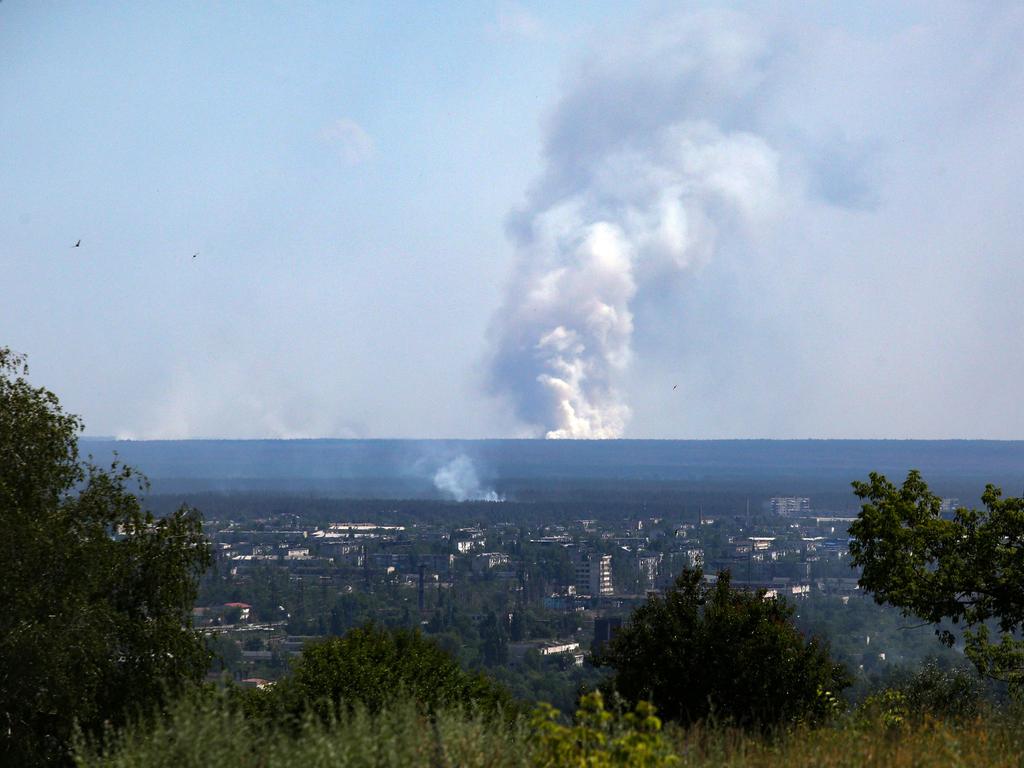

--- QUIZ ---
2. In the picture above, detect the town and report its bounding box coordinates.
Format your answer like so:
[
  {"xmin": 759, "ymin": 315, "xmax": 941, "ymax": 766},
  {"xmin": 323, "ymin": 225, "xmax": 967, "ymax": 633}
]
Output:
[{"xmin": 192, "ymin": 493, "xmax": 954, "ymax": 707}]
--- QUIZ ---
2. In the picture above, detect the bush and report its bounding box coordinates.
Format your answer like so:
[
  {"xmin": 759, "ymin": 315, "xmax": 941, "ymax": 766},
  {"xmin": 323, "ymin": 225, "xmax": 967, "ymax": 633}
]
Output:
[
  {"xmin": 243, "ymin": 624, "xmax": 515, "ymax": 725},
  {"xmin": 858, "ymin": 661, "xmax": 989, "ymax": 727},
  {"xmin": 596, "ymin": 569, "xmax": 850, "ymax": 730},
  {"xmin": 530, "ymin": 692, "xmax": 679, "ymax": 767}
]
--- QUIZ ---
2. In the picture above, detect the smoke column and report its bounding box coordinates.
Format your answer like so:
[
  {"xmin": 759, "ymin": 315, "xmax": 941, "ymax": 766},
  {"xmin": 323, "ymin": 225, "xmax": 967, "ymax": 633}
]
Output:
[
  {"xmin": 433, "ymin": 455, "xmax": 504, "ymax": 502},
  {"xmin": 488, "ymin": 12, "xmax": 781, "ymax": 438}
]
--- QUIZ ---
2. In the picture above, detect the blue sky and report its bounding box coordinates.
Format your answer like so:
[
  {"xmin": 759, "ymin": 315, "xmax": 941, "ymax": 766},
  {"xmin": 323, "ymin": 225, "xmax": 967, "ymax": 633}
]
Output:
[{"xmin": 3, "ymin": 2, "xmax": 1023, "ymax": 439}]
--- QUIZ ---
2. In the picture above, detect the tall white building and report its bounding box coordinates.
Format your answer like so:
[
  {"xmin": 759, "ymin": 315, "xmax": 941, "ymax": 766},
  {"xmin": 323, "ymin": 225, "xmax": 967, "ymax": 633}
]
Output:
[{"xmin": 571, "ymin": 551, "xmax": 613, "ymax": 597}]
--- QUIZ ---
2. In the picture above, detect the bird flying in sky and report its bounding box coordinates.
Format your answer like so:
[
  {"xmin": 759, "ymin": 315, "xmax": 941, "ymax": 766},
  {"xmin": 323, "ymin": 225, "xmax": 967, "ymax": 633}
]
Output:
[{"xmin": 73, "ymin": 239, "xmax": 81, "ymax": 247}]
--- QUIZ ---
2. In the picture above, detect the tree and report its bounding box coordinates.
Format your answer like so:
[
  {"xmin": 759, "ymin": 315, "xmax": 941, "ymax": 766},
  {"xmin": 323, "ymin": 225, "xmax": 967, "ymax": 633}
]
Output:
[
  {"xmin": 248, "ymin": 624, "xmax": 514, "ymax": 724},
  {"xmin": 509, "ymin": 609, "xmax": 526, "ymax": 641},
  {"xmin": 0, "ymin": 348, "xmax": 211, "ymax": 765},
  {"xmin": 849, "ymin": 470, "xmax": 1024, "ymax": 689},
  {"xmin": 596, "ymin": 568, "xmax": 849, "ymax": 729},
  {"xmin": 480, "ymin": 610, "xmax": 509, "ymax": 666}
]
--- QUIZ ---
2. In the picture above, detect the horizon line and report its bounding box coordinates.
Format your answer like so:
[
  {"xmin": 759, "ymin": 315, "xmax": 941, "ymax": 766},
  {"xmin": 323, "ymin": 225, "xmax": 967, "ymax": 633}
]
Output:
[{"xmin": 79, "ymin": 436, "xmax": 1024, "ymax": 443}]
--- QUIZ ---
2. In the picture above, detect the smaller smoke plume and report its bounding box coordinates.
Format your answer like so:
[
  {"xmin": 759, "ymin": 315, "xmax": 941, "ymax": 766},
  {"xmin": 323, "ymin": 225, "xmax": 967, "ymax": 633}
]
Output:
[{"xmin": 433, "ymin": 455, "xmax": 504, "ymax": 502}]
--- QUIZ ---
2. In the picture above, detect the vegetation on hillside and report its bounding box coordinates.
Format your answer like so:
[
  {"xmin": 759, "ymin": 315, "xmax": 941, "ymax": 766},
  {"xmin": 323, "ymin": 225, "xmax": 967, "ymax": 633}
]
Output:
[
  {"xmin": 240, "ymin": 623, "xmax": 515, "ymax": 727},
  {"xmin": 0, "ymin": 348, "xmax": 211, "ymax": 765},
  {"xmin": 596, "ymin": 568, "xmax": 850, "ymax": 729},
  {"xmin": 850, "ymin": 470, "xmax": 1024, "ymax": 688}
]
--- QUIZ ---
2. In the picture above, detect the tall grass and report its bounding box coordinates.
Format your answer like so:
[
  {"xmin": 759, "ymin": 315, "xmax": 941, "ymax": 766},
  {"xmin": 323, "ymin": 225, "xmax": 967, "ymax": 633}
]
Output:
[
  {"xmin": 74, "ymin": 692, "xmax": 530, "ymax": 768},
  {"xmin": 76, "ymin": 691, "xmax": 1024, "ymax": 768},
  {"xmin": 664, "ymin": 718, "xmax": 1024, "ymax": 768}
]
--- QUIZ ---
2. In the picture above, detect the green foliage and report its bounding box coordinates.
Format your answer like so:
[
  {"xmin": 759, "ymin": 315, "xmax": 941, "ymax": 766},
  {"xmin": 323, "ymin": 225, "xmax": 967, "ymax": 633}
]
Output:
[
  {"xmin": 857, "ymin": 688, "xmax": 911, "ymax": 730},
  {"xmin": 531, "ymin": 692, "xmax": 679, "ymax": 767},
  {"xmin": 492, "ymin": 657, "xmax": 609, "ymax": 716},
  {"xmin": 0, "ymin": 348, "xmax": 212, "ymax": 765},
  {"xmin": 894, "ymin": 661, "xmax": 988, "ymax": 722},
  {"xmin": 245, "ymin": 624, "xmax": 515, "ymax": 725},
  {"xmin": 792, "ymin": 592, "xmax": 970, "ymax": 702},
  {"xmin": 596, "ymin": 568, "xmax": 850, "ymax": 729},
  {"xmin": 480, "ymin": 609, "xmax": 510, "ymax": 666},
  {"xmin": 510, "ymin": 609, "xmax": 527, "ymax": 641},
  {"xmin": 857, "ymin": 661, "xmax": 989, "ymax": 729},
  {"xmin": 849, "ymin": 471, "xmax": 1024, "ymax": 688}
]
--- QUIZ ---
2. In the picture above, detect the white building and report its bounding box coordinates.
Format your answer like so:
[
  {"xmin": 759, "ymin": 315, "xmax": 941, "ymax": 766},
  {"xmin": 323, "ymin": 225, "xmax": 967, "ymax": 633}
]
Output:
[
  {"xmin": 571, "ymin": 551, "xmax": 613, "ymax": 597},
  {"xmin": 770, "ymin": 497, "xmax": 811, "ymax": 517},
  {"xmin": 473, "ymin": 552, "xmax": 512, "ymax": 571}
]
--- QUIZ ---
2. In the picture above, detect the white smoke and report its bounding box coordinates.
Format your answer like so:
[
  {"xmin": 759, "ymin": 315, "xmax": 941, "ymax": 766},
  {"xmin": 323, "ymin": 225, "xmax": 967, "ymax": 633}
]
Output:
[
  {"xmin": 487, "ymin": 13, "xmax": 781, "ymax": 439},
  {"xmin": 433, "ymin": 455, "xmax": 504, "ymax": 502}
]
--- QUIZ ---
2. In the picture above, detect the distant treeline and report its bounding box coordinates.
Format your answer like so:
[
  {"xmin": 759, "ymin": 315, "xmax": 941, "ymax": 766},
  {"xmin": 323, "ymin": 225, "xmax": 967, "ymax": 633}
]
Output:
[{"xmin": 84, "ymin": 438, "xmax": 1024, "ymax": 502}]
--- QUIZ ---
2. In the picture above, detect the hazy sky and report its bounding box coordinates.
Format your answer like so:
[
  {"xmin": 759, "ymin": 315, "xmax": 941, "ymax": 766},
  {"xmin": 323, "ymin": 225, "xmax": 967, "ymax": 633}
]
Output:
[{"xmin": 2, "ymin": 2, "xmax": 1022, "ymax": 439}]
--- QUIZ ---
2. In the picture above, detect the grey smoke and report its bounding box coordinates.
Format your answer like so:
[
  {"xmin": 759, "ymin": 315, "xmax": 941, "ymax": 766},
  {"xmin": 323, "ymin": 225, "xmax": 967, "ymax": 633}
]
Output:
[
  {"xmin": 433, "ymin": 455, "xmax": 503, "ymax": 502},
  {"xmin": 487, "ymin": 11, "xmax": 782, "ymax": 439}
]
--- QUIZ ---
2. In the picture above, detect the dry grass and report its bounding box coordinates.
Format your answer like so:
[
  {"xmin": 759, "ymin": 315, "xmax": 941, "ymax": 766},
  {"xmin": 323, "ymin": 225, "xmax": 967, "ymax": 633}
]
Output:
[{"xmin": 666, "ymin": 717, "xmax": 1024, "ymax": 768}]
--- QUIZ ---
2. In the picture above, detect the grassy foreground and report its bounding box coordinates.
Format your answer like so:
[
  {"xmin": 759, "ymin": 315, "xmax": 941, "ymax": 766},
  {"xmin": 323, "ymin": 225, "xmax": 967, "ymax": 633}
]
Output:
[
  {"xmin": 663, "ymin": 720, "xmax": 1024, "ymax": 768},
  {"xmin": 75, "ymin": 690, "xmax": 1024, "ymax": 768},
  {"xmin": 74, "ymin": 694, "xmax": 532, "ymax": 768}
]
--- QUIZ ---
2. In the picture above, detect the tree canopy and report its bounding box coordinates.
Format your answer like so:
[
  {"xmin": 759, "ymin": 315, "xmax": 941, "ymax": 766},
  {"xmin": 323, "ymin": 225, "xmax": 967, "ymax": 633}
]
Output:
[
  {"xmin": 596, "ymin": 568, "xmax": 849, "ymax": 729},
  {"xmin": 849, "ymin": 470, "xmax": 1024, "ymax": 688},
  {"xmin": 245, "ymin": 624, "xmax": 514, "ymax": 725},
  {"xmin": 0, "ymin": 348, "xmax": 211, "ymax": 765}
]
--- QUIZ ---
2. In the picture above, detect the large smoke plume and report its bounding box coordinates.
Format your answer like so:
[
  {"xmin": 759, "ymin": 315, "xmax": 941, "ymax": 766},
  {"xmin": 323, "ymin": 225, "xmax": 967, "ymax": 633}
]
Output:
[{"xmin": 488, "ymin": 12, "xmax": 781, "ymax": 438}]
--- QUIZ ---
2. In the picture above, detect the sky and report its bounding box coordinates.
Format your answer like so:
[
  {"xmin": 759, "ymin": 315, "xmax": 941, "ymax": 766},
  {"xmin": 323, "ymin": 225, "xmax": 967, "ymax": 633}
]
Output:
[{"xmin": 2, "ymin": 1, "xmax": 1022, "ymax": 440}]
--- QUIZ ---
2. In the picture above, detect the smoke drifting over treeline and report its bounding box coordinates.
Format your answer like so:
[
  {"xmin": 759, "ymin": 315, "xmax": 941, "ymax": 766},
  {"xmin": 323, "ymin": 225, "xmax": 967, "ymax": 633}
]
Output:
[
  {"xmin": 432, "ymin": 454, "xmax": 504, "ymax": 502},
  {"xmin": 487, "ymin": 13, "xmax": 780, "ymax": 438}
]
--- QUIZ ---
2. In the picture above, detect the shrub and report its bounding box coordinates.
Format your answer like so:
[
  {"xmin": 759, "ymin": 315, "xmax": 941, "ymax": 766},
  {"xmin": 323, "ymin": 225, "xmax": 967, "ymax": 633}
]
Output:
[
  {"xmin": 243, "ymin": 624, "xmax": 515, "ymax": 726},
  {"xmin": 530, "ymin": 692, "xmax": 678, "ymax": 767},
  {"xmin": 858, "ymin": 661, "xmax": 989, "ymax": 727},
  {"xmin": 596, "ymin": 569, "xmax": 850, "ymax": 730}
]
